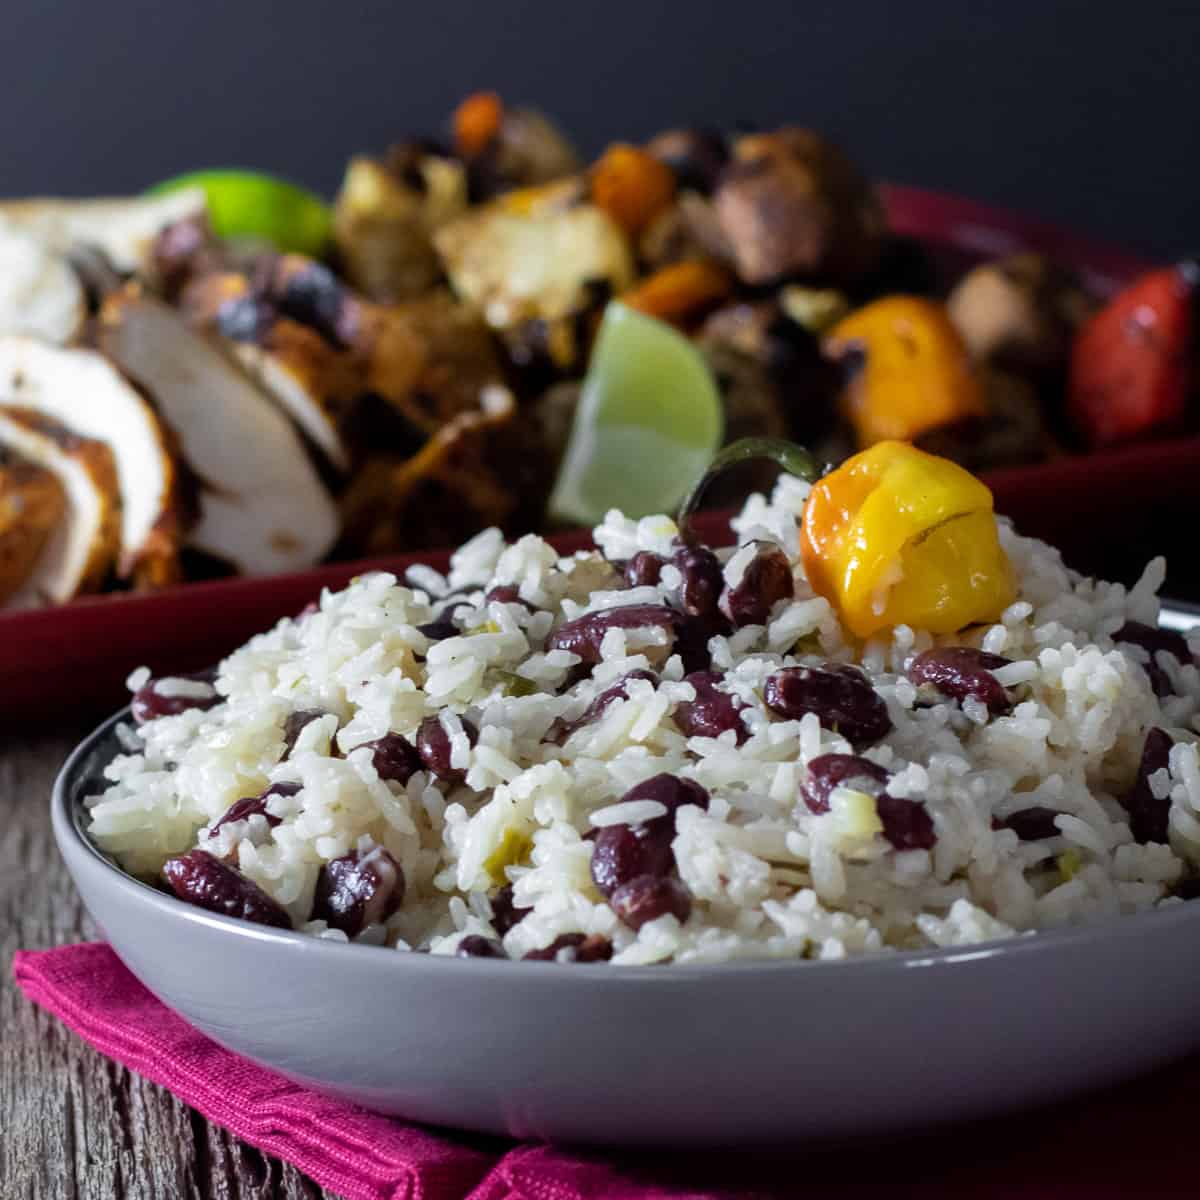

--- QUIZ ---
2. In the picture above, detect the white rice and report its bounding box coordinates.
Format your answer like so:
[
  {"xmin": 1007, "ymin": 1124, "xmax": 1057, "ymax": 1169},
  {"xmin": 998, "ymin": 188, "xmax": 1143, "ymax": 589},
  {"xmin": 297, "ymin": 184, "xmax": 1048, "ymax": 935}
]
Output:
[{"xmin": 86, "ymin": 478, "xmax": 1200, "ymax": 964}]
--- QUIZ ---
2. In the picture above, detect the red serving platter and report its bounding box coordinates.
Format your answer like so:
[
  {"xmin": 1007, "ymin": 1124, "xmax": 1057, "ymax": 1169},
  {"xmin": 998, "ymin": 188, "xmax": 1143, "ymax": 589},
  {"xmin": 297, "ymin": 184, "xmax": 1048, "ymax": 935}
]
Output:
[{"xmin": 3, "ymin": 185, "xmax": 1188, "ymax": 723}]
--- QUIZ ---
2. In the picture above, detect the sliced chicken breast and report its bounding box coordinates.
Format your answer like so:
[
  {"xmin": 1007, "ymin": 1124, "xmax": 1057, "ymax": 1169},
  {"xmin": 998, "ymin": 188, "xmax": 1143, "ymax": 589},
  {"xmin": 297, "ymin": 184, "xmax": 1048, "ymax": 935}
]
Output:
[
  {"xmin": 0, "ymin": 335, "xmax": 185, "ymax": 584},
  {"xmin": 0, "ymin": 189, "xmax": 206, "ymax": 274},
  {"xmin": 0, "ymin": 220, "xmax": 85, "ymax": 344},
  {"xmin": 0, "ymin": 407, "xmax": 121, "ymax": 606},
  {"xmin": 0, "ymin": 448, "xmax": 66, "ymax": 604},
  {"xmin": 97, "ymin": 286, "xmax": 340, "ymax": 575}
]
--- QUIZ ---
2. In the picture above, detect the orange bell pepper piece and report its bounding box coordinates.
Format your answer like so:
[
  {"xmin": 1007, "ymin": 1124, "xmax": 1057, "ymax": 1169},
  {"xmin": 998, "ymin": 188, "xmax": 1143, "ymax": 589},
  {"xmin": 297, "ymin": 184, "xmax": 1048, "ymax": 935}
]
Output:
[
  {"xmin": 826, "ymin": 297, "xmax": 985, "ymax": 447},
  {"xmin": 590, "ymin": 143, "xmax": 676, "ymax": 236},
  {"xmin": 1068, "ymin": 263, "xmax": 1195, "ymax": 449},
  {"xmin": 800, "ymin": 440, "xmax": 1015, "ymax": 638},
  {"xmin": 454, "ymin": 91, "xmax": 504, "ymax": 158},
  {"xmin": 620, "ymin": 260, "xmax": 732, "ymax": 326}
]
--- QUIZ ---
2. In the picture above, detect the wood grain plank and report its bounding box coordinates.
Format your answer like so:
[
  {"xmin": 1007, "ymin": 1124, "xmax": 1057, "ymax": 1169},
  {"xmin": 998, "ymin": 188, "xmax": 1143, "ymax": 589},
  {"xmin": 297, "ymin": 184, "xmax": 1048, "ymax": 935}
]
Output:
[{"xmin": 0, "ymin": 725, "xmax": 340, "ymax": 1199}]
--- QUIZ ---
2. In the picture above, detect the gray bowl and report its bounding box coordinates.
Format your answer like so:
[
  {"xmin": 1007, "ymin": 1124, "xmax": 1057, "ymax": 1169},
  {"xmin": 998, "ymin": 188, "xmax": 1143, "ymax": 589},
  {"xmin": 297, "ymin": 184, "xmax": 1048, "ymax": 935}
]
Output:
[{"xmin": 53, "ymin": 706, "xmax": 1200, "ymax": 1147}]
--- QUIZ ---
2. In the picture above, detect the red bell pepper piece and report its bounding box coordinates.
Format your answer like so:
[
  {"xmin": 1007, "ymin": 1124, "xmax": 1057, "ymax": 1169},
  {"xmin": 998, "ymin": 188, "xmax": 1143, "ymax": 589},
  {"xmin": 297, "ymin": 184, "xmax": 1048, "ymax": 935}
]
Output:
[{"xmin": 1068, "ymin": 263, "xmax": 1195, "ymax": 448}]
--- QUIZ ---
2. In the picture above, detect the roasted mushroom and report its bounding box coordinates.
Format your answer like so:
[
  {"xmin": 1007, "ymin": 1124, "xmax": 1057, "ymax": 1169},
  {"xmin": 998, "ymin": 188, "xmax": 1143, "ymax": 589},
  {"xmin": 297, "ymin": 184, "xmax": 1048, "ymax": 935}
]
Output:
[{"xmin": 713, "ymin": 128, "xmax": 884, "ymax": 286}]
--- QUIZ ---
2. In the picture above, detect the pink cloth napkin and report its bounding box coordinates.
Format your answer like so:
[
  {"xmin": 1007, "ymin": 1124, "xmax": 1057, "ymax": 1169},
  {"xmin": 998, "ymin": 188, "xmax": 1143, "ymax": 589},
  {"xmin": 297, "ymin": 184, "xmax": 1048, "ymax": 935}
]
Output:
[{"xmin": 12, "ymin": 943, "xmax": 1200, "ymax": 1200}]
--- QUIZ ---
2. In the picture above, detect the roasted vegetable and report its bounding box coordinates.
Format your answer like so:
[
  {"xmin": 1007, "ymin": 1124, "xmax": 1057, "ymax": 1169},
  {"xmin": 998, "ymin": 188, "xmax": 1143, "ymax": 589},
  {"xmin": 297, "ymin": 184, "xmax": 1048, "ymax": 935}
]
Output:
[
  {"xmin": 713, "ymin": 128, "xmax": 884, "ymax": 286},
  {"xmin": 621, "ymin": 260, "xmax": 732, "ymax": 327},
  {"xmin": 948, "ymin": 253, "xmax": 1093, "ymax": 374},
  {"xmin": 453, "ymin": 91, "xmax": 505, "ymax": 158},
  {"xmin": 590, "ymin": 143, "xmax": 676, "ymax": 237},
  {"xmin": 452, "ymin": 94, "xmax": 579, "ymax": 200},
  {"xmin": 1068, "ymin": 263, "xmax": 1195, "ymax": 449},
  {"xmin": 332, "ymin": 149, "xmax": 466, "ymax": 302},
  {"xmin": 800, "ymin": 440, "xmax": 1015, "ymax": 638},
  {"xmin": 645, "ymin": 129, "xmax": 729, "ymax": 196},
  {"xmin": 699, "ymin": 300, "xmax": 843, "ymax": 445},
  {"xmin": 825, "ymin": 297, "xmax": 985, "ymax": 447},
  {"xmin": 914, "ymin": 367, "xmax": 1051, "ymax": 471},
  {"xmin": 434, "ymin": 202, "xmax": 634, "ymax": 329}
]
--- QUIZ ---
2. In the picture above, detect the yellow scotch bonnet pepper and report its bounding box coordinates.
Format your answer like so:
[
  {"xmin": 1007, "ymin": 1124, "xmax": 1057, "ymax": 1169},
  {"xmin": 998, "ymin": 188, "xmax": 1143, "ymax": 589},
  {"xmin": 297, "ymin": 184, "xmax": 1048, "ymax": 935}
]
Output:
[{"xmin": 800, "ymin": 441, "xmax": 1016, "ymax": 638}]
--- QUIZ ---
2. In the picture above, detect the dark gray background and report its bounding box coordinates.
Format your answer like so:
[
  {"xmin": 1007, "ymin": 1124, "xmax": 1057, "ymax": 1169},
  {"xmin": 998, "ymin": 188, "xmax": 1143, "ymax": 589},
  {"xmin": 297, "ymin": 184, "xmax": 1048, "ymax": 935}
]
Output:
[{"xmin": 5, "ymin": 0, "xmax": 1196, "ymax": 259}]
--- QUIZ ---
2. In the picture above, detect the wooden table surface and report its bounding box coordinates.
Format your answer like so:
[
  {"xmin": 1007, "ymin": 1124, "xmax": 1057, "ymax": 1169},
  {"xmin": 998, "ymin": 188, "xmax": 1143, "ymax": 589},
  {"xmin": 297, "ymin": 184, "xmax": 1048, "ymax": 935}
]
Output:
[{"xmin": 1, "ymin": 721, "xmax": 337, "ymax": 1199}]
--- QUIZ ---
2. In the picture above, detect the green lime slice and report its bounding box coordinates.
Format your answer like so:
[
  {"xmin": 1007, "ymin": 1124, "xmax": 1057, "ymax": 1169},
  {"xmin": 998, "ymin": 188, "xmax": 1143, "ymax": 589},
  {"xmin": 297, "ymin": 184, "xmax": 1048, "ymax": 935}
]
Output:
[
  {"xmin": 148, "ymin": 169, "xmax": 332, "ymax": 257},
  {"xmin": 548, "ymin": 302, "xmax": 724, "ymax": 526}
]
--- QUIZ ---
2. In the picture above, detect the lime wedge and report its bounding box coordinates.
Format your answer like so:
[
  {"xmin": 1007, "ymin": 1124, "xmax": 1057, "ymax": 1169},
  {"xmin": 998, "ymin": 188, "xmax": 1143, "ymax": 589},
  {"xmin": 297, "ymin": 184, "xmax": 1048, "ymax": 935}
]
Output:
[
  {"xmin": 148, "ymin": 170, "xmax": 332, "ymax": 257},
  {"xmin": 548, "ymin": 302, "xmax": 723, "ymax": 525}
]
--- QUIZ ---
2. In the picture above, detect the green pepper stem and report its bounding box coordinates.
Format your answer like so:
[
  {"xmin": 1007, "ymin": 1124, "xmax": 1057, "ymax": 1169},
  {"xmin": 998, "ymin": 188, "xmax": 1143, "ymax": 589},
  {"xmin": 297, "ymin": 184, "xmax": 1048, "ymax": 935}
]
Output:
[{"xmin": 676, "ymin": 437, "xmax": 820, "ymax": 544}]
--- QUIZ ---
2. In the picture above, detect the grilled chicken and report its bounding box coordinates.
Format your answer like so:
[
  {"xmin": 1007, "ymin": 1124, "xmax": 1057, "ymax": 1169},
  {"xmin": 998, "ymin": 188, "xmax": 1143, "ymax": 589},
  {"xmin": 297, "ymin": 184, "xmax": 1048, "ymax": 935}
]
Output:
[
  {"xmin": 0, "ymin": 336, "xmax": 187, "ymax": 585},
  {"xmin": 0, "ymin": 408, "xmax": 121, "ymax": 606},
  {"xmin": 0, "ymin": 448, "xmax": 66, "ymax": 604}
]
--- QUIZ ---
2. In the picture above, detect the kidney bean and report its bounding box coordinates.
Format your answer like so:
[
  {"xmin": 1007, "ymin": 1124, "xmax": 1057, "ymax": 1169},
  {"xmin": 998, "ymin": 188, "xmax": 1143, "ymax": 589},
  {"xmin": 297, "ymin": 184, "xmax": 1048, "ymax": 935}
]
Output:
[
  {"xmin": 162, "ymin": 849, "xmax": 292, "ymax": 928},
  {"xmin": 719, "ymin": 541, "xmax": 794, "ymax": 627},
  {"xmin": 547, "ymin": 604, "xmax": 679, "ymax": 664},
  {"xmin": 490, "ymin": 883, "xmax": 531, "ymax": 936},
  {"xmin": 457, "ymin": 934, "xmax": 506, "ymax": 958},
  {"xmin": 590, "ymin": 822, "xmax": 675, "ymax": 898},
  {"xmin": 417, "ymin": 600, "xmax": 472, "ymax": 642},
  {"xmin": 416, "ymin": 715, "xmax": 479, "ymax": 783},
  {"xmin": 907, "ymin": 648, "xmax": 1012, "ymax": 713},
  {"xmin": 610, "ymin": 875, "xmax": 692, "ymax": 930},
  {"xmin": 1121, "ymin": 727, "xmax": 1174, "ymax": 845},
  {"xmin": 523, "ymin": 933, "xmax": 613, "ymax": 963},
  {"xmin": 671, "ymin": 542, "xmax": 724, "ymax": 619},
  {"xmin": 360, "ymin": 732, "xmax": 422, "ymax": 784},
  {"xmin": 548, "ymin": 669, "xmax": 658, "ymax": 743},
  {"xmin": 282, "ymin": 708, "xmax": 330, "ymax": 757},
  {"xmin": 207, "ymin": 781, "xmax": 300, "ymax": 841},
  {"xmin": 486, "ymin": 584, "xmax": 536, "ymax": 611},
  {"xmin": 622, "ymin": 773, "xmax": 711, "ymax": 819},
  {"xmin": 673, "ymin": 612, "xmax": 733, "ymax": 673},
  {"xmin": 131, "ymin": 668, "xmax": 220, "ymax": 724},
  {"xmin": 999, "ymin": 806, "xmax": 1061, "ymax": 842},
  {"xmin": 1175, "ymin": 877, "xmax": 1200, "ymax": 901},
  {"xmin": 312, "ymin": 846, "xmax": 405, "ymax": 937},
  {"xmin": 764, "ymin": 665, "xmax": 892, "ymax": 747},
  {"xmin": 802, "ymin": 754, "xmax": 889, "ymax": 815},
  {"xmin": 673, "ymin": 670, "xmax": 748, "ymax": 742},
  {"xmin": 625, "ymin": 551, "xmax": 666, "ymax": 588},
  {"xmin": 1115, "ymin": 621, "xmax": 1191, "ymax": 698},
  {"xmin": 875, "ymin": 794, "xmax": 936, "ymax": 850}
]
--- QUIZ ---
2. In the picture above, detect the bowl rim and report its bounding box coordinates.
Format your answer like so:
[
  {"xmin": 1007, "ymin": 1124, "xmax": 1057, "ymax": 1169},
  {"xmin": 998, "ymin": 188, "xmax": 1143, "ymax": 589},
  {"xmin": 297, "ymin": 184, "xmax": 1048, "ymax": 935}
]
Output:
[{"xmin": 55, "ymin": 604, "xmax": 1200, "ymax": 986}]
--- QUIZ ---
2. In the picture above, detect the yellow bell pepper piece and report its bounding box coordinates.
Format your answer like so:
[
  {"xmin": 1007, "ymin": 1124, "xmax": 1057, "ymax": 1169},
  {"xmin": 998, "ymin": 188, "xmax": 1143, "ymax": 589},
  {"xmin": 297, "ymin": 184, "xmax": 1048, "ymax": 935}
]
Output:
[
  {"xmin": 800, "ymin": 441, "xmax": 1016, "ymax": 638},
  {"xmin": 826, "ymin": 296, "xmax": 985, "ymax": 447}
]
